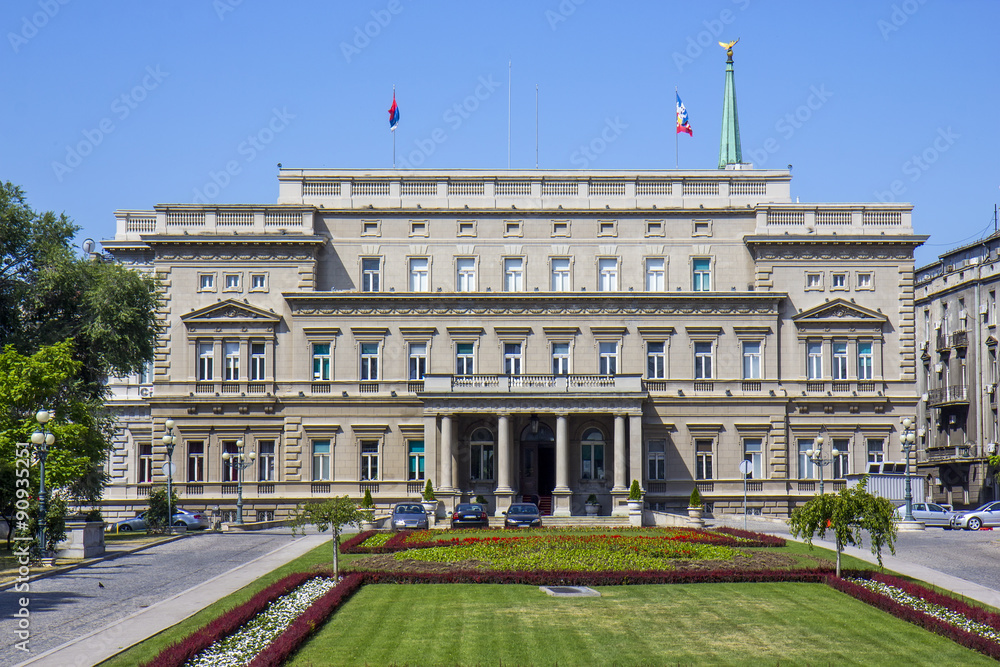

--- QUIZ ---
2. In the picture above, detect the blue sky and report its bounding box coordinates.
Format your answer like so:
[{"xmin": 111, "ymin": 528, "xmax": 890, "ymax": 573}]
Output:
[{"xmin": 2, "ymin": 0, "xmax": 997, "ymax": 268}]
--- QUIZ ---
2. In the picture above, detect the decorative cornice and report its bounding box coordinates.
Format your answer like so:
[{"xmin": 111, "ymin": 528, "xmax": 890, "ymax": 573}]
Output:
[{"xmin": 745, "ymin": 237, "xmax": 924, "ymax": 262}]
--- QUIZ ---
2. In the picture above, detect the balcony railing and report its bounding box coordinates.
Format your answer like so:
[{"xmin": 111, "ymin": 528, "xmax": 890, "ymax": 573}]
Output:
[
  {"xmin": 927, "ymin": 385, "xmax": 969, "ymax": 407},
  {"xmin": 424, "ymin": 374, "xmax": 643, "ymax": 394}
]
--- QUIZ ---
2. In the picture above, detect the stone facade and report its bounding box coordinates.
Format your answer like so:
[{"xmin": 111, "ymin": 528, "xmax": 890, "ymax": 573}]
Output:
[{"xmin": 101, "ymin": 168, "xmax": 924, "ymax": 520}]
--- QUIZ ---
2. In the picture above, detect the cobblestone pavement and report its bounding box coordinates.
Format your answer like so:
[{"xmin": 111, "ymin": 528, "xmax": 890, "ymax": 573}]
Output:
[{"xmin": 2, "ymin": 528, "xmax": 327, "ymax": 666}]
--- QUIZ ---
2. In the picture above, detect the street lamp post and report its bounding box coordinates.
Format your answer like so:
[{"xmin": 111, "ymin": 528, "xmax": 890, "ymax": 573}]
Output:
[
  {"xmin": 806, "ymin": 435, "xmax": 840, "ymax": 496},
  {"xmin": 901, "ymin": 417, "xmax": 917, "ymax": 522},
  {"xmin": 162, "ymin": 420, "xmax": 177, "ymax": 533},
  {"xmin": 222, "ymin": 439, "xmax": 255, "ymax": 524},
  {"xmin": 30, "ymin": 410, "xmax": 55, "ymax": 560}
]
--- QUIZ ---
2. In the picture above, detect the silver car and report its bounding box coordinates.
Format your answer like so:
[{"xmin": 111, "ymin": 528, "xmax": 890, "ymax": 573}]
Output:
[
  {"xmin": 114, "ymin": 508, "xmax": 210, "ymax": 531},
  {"xmin": 391, "ymin": 503, "xmax": 429, "ymax": 531},
  {"xmin": 951, "ymin": 501, "xmax": 1000, "ymax": 531},
  {"xmin": 893, "ymin": 503, "xmax": 956, "ymax": 528}
]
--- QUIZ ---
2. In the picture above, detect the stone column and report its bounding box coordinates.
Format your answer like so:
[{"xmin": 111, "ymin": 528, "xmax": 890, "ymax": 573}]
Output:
[
  {"xmin": 552, "ymin": 413, "xmax": 572, "ymax": 517},
  {"xmin": 494, "ymin": 413, "xmax": 514, "ymax": 515},
  {"xmin": 441, "ymin": 414, "xmax": 454, "ymax": 492},
  {"xmin": 613, "ymin": 414, "xmax": 627, "ymax": 491}
]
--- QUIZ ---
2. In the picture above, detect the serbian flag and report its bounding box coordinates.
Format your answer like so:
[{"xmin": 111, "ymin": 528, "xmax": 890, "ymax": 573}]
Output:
[
  {"xmin": 676, "ymin": 92, "xmax": 693, "ymax": 136},
  {"xmin": 388, "ymin": 91, "xmax": 400, "ymax": 131}
]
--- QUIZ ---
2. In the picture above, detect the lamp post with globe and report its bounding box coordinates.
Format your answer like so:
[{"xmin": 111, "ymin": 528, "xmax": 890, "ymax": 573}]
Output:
[
  {"xmin": 806, "ymin": 434, "xmax": 839, "ymax": 496},
  {"xmin": 222, "ymin": 439, "xmax": 255, "ymax": 524},
  {"xmin": 31, "ymin": 410, "xmax": 56, "ymax": 559},
  {"xmin": 162, "ymin": 420, "xmax": 178, "ymax": 532},
  {"xmin": 901, "ymin": 417, "xmax": 919, "ymax": 522}
]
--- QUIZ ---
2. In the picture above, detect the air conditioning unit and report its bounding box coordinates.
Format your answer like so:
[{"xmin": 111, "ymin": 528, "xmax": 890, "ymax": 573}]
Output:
[
  {"xmin": 980, "ymin": 303, "xmax": 990, "ymax": 315},
  {"xmin": 987, "ymin": 442, "xmax": 998, "ymax": 455},
  {"xmin": 959, "ymin": 309, "xmax": 967, "ymax": 320},
  {"xmin": 935, "ymin": 363, "xmax": 944, "ymax": 373}
]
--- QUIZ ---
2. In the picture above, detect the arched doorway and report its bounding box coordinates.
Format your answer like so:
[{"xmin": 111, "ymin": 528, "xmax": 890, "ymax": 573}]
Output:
[{"xmin": 519, "ymin": 419, "xmax": 555, "ymax": 514}]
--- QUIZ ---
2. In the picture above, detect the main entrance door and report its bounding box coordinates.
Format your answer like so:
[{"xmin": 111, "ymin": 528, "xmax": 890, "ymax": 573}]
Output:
[{"xmin": 519, "ymin": 421, "xmax": 556, "ymax": 513}]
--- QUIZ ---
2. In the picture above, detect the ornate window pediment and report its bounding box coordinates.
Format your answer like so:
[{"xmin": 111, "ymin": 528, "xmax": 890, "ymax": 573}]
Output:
[
  {"xmin": 792, "ymin": 298, "xmax": 887, "ymax": 328},
  {"xmin": 181, "ymin": 299, "xmax": 282, "ymax": 328}
]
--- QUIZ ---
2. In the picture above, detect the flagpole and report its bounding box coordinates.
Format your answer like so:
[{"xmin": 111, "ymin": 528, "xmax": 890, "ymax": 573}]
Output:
[
  {"xmin": 392, "ymin": 84, "xmax": 396, "ymax": 168},
  {"xmin": 507, "ymin": 59, "xmax": 511, "ymax": 170},
  {"xmin": 675, "ymin": 87, "xmax": 678, "ymax": 169},
  {"xmin": 535, "ymin": 83, "xmax": 539, "ymax": 169}
]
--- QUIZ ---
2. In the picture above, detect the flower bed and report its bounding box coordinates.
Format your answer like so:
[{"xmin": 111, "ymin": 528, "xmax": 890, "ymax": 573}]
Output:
[{"xmin": 714, "ymin": 526, "xmax": 787, "ymax": 547}]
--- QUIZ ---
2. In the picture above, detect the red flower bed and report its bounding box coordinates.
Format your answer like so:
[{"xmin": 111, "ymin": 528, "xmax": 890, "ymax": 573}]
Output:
[
  {"xmin": 140, "ymin": 570, "xmax": 317, "ymax": 667},
  {"xmin": 338, "ymin": 530, "xmax": 376, "ymax": 553},
  {"xmin": 830, "ymin": 572, "xmax": 1000, "ymax": 660},
  {"xmin": 713, "ymin": 526, "xmax": 787, "ymax": 547}
]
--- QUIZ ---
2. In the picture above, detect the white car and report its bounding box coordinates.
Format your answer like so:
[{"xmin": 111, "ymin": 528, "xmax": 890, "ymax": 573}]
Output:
[
  {"xmin": 951, "ymin": 501, "xmax": 1000, "ymax": 531},
  {"xmin": 893, "ymin": 503, "xmax": 956, "ymax": 528}
]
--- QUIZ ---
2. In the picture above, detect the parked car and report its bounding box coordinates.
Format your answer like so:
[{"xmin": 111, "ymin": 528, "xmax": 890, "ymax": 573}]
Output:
[
  {"xmin": 450, "ymin": 503, "xmax": 489, "ymax": 529},
  {"xmin": 391, "ymin": 503, "xmax": 429, "ymax": 531},
  {"xmin": 503, "ymin": 502, "xmax": 542, "ymax": 529},
  {"xmin": 893, "ymin": 503, "xmax": 956, "ymax": 528},
  {"xmin": 114, "ymin": 508, "xmax": 210, "ymax": 531},
  {"xmin": 951, "ymin": 501, "xmax": 1000, "ymax": 531}
]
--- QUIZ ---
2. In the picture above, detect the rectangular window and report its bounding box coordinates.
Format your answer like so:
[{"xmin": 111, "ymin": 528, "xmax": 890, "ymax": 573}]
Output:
[
  {"xmin": 647, "ymin": 439, "xmax": 666, "ymax": 481},
  {"xmin": 138, "ymin": 444, "xmax": 153, "ymax": 483},
  {"xmin": 647, "ymin": 342, "xmax": 666, "ymax": 379},
  {"xmin": 831, "ymin": 273, "xmax": 846, "ymax": 290},
  {"xmin": 504, "ymin": 220, "xmax": 522, "ymax": 237},
  {"xmin": 456, "ymin": 342, "xmax": 475, "ymax": 375},
  {"xmin": 224, "ymin": 341, "xmax": 240, "ymax": 381},
  {"xmin": 832, "ymin": 439, "xmax": 850, "ymax": 478},
  {"xmin": 798, "ymin": 439, "xmax": 814, "ymax": 478},
  {"xmin": 857, "ymin": 272, "xmax": 873, "ymax": 289},
  {"xmin": 361, "ymin": 258, "xmax": 380, "ymax": 292},
  {"xmin": 694, "ymin": 341, "xmax": 713, "ymax": 379},
  {"xmin": 198, "ymin": 342, "xmax": 214, "ymax": 381},
  {"xmin": 645, "ymin": 258, "xmax": 665, "ymax": 292},
  {"xmin": 991, "ymin": 291, "xmax": 997, "ymax": 326},
  {"xmin": 598, "ymin": 258, "xmax": 618, "ymax": 291},
  {"xmin": 504, "ymin": 258, "xmax": 524, "ymax": 292},
  {"xmin": 360, "ymin": 342, "xmax": 379, "ymax": 381},
  {"xmin": 407, "ymin": 440, "xmax": 425, "ymax": 481},
  {"xmin": 222, "ymin": 440, "xmax": 240, "ymax": 482},
  {"xmin": 250, "ymin": 273, "xmax": 267, "ymax": 291},
  {"xmin": 504, "ymin": 342, "xmax": 522, "ymax": 375},
  {"xmin": 312, "ymin": 440, "xmax": 331, "ymax": 481},
  {"xmin": 581, "ymin": 443, "xmax": 606, "ymax": 480},
  {"xmin": 360, "ymin": 440, "xmax": 379, "ymax": 481},
  {"xmin": 312, "ymin": 343, "xmax": 331, "ymax": 381},
  {"xmin": 742, "ymin": 341, "xmax": 762, "ymax": 380},
  {"xmin": 858, "ymin": 342, "xmax": 873, "ymax": 380},
  {"xmin": 408, "ymin": 343, "xmax": 427, "ymax": 380},
  {"xmin": 744, "ymin": 438, "xmax": 762, "ymax": 479},
  {"xmin": 693, "ymin": 258, "xmax": 711, "ymax": 292},
  {"xmin": 599, "ymin": 341, "xmax": 618, "ymax": 375},
  {"xmin": 457, "ymin": 257, "xmax": 476, "ymax": 292},
  {"xmin": 695, "ymin": 439, "xmax": 713, "ymax": 480},
  {"xmin": 471, "ymin": 443, "xmax": 495, "ymax": 481},
  {"xmin": 409, "ymin": 257, "xmax": 429, "ymax": 292},
  {"xmin": 139, "ymin": 360, "xmax": 153, "ymax": 385},
  {"xmin": 225, "ymin": 273, "xmax": 240, "ymax": 290},
  {"xmin": 187, "ymin": 441, "xmax": 204, "ymax": 482},
  {"xmin": 598, "ymin": 220, "xmax": 617, "ymax": 236},
  {"xmin": 867, "ymin": 438, "xmax": 885, "ymax": 463},
  {"xmin": 250, "ymin": 342, "xmax": 265, "ymax": 381},
  {"xmin": 199, "ymin": 273, "xmax": 215, "ymax": 291},
  {"xmin": 409, "ymin": 220, "xmax": 428, "ymax": 237},
  {"xmin": 551, "ymin": 258, "xmax": 571, "ymax": 291},
  {"xmin": 551, "ymin": 220, "xmax": 570, "ymax": 236},
  {"xmin": 258, "ymin": 440, "xmax": 275, "ymax": 482},
  {"xmin": 806, "ymin": 273, "xmax": 822, "ymax": 290},
  {"xmin": 807, "ymin": 341, "xmax": 822, "ymax": 380},
  {"xmin": 552, "ymin": 342, "xmax": 570, "ymax": 375},
  {"xmin": 832, "ymin": 341, "xmax": 848, "ymax": 380},
  {"xmin": 458, "ymin": 220, "xmax": 477, "ymax": 236}
]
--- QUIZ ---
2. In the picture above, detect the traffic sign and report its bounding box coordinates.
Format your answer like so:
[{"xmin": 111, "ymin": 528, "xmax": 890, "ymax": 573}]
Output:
[{"xmin": 739, "ymin": 460, "xmax": 752, "ymax": 476}]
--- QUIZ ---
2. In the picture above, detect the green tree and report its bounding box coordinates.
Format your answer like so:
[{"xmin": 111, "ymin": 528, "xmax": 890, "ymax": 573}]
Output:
[
  {"xmin": 787, "ymin": 476, "xmax": 898, "ymax": 577},
  {"xmin": 146, "ymin": 486, "xmax": 180, "ymax": 533},
  {"xmin": 291, "ymin": 496, "xmax": 371, "ymax": 579}
]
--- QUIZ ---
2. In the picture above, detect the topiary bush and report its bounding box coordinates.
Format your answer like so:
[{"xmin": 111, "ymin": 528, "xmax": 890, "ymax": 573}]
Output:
[
  {"xmin": 628, "ymin": 480, "xmax": 643, "ymax": 501},
  {"xmin": 689, "ymin": 487, "xmax": 704, "ymax": 508},
  {"xmin": 423, "ymin": 479, "xmax": 436, "ymax": 501}
]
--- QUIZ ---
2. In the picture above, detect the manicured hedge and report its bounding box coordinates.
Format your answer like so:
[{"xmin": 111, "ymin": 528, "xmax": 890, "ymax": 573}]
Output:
[{"xmin": 713, "ymin": 526, "xmax": 787, "ymax": 547}]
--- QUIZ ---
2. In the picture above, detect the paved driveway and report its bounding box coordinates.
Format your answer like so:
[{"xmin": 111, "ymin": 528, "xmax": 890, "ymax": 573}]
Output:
[{"xmin": 2, "ymin": 528, "xmax": 330, "ymax": 666}]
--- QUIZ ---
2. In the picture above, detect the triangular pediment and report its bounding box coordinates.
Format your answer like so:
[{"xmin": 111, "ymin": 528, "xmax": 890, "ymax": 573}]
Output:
[
  {"xmin": 181, "ymin": 299, "xmax": 282, "ymax": 323},
  {"xmin": 792, "ymin": 299, "xmax": 888, "ymax": 325}
]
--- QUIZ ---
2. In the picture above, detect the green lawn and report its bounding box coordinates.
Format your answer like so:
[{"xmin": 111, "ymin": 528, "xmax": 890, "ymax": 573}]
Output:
[{"xmin": 286, "ymin": 582, "xmax": 995, "ymax": 666}]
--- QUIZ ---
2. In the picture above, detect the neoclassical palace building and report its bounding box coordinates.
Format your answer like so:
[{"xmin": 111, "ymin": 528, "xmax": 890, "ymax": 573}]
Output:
[{"xmin": 100, "ymin": 166, "xmax": 924, "ymax": 520}]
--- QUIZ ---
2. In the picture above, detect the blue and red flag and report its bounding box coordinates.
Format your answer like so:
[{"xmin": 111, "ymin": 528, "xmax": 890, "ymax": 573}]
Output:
[
  {"xmin": 676, "ymin": 92, "xmax": 692, "ymax": 136},
  {"xmin": 388, "ymin": 91, "xmax": 400, "ymax": 131}
]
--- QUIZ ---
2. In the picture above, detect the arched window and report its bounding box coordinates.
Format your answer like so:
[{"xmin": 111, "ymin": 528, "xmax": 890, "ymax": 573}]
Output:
[
  {"xmin": 470, "ymin": 428, "xmax": 494, "ymax": 481},
  {"xmin": 581, "ymin": 428, "xmax": 606, "ymax": 481}
]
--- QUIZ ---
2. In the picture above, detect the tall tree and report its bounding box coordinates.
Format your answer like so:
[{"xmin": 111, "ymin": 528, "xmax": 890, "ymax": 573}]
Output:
[
  {"xmin": 291, "ymin": 496, "xmax": 371, "ymax": 579},
  {"xmin": 787, "ymin": 476, "xmax": 898, "ymax": 577}
]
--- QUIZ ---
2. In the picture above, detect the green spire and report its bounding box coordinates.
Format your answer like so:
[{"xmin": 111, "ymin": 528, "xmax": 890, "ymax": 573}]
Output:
[{"xmin": 718, "ymin": 41, "xmax": 742, "ymax": 169}]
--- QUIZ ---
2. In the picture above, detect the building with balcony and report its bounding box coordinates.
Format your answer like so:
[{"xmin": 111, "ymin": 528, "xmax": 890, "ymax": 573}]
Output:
[
  {"xmin": 915, "ymin": 232, "xmax": 1000, "ymax": 508},
  {"xmin": 98, "ymin": 166, "xmax": 924, "ymax": 521}
]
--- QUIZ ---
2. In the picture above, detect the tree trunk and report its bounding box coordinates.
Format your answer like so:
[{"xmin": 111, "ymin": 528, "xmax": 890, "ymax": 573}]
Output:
[
  {"xmin": 332, "ymin": 527, "xmax": 340, "ymax": 580},
  {"xmin": 835, "ymin": 537, "xmax": 842, "ymax": 578}
]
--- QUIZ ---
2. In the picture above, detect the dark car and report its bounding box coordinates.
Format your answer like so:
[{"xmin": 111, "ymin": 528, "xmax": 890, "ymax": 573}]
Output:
[
  {"xmin": 503, "ymin": 502, "xmax": 542, "ymax": 529},
  {"xmin": 451, "ymin": 503, "xmax": 489, "ymax": 529},
  {"xmin": 391, "ymin": 503, "xmax": 429, "ymax": 531}
]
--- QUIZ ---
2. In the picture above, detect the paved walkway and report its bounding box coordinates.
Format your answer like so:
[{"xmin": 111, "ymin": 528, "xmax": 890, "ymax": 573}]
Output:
[{"xmin": 12, "ymin": 533, "xmax": 328, "ymax": 667}]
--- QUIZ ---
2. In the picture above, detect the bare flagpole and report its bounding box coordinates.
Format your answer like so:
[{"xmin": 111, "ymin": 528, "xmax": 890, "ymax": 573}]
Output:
[
  {"xmin": 535, "ymin": 83, "xmax": 539, "ymax": 169},
  {"xmin": 507, "ymin": 60, "xmax": 511, "ymax": 169}
]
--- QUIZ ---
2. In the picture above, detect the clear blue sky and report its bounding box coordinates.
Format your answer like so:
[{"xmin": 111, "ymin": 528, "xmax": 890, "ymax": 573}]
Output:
[{"xmin": 2, "ymin": 0, "xmax": 997, "ymax": 268}]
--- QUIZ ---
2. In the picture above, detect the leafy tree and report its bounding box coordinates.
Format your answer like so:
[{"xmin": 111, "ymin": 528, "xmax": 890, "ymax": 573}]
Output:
[
  {"xmin": 423, "ymin": 479, "xmax": 436, "ymax": 501},
  {"xmin": 146, "ymin": 486, "xmax": 180, "ymax": 533},
  {"xmin": 787, "ymin": 476, "xmax": 897, "ymax": 577},
  {"xmin": 14, "ymin": 495, "xmax": 68, "ymax": 558},
  {"xmin": 291, "ymin": 496, "xmax": 371, "ymax": 579}
]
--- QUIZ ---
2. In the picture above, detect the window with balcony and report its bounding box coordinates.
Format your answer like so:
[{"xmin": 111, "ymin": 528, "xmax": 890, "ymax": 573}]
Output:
[
  {"xmin": 647, "ymin": 438, "xmax": 666, "ymax": 480},
  {"xmin": 250, "ymin": 342, "xmax": 266, "ymax": 381},
  {"xmin": 456, "ymin": 342, "xmax": 475, "ymax": 375},
  {"xmin": 360, "ymin": 440, "xmax": 379, "ymax": 481},
  {"xmin": 551, "ymin": 257, "xmax": 571, "ymax": 291},
  {"xmin": 312, "ymin": 343, "xmax": 331, "ymax": 381},
  {"xmin": 798, "ymin": 439, "xmax": 814, "ymax": 478},
  {"xmin": 744, "ymin": 438, "xmax": 762, "ymax": 479},
  {"xmin": 832, "ymin": 438, "xmax": 850, "ymax": 478},
  {"xmin": 456, "ymin": 257, "xmax": 477, "ymax": 292},
  {"xmin": 409, "ymin": 257, "xmax": 429, "ymax": 292},
  {"xmin": 224, "ymin": 341, "xmax": 240, "ymax": 381},
  {"xmin": 832, "ymin": 341, "xmax": 848, "ymax": 380},
  {"xmin": 599, "ymin": 341, "xmax": 618, "ymax": 375},
  {"xmin": 647, "ymin": 342, "xmax": 666, "ymax": 379},
  {"xmin": 470, "ymin": 428, "xmax": 495, "ymax": 481},
  {"xmin": 504, "ymin": 258, "xmax": 524, "ymax": 292},
  {"xmin": 598, "ymin": 258, "xmax": 618, "ymax": 291},
  {"xmin": 692, "ymin": 258, "xmax": 712, "ymax": 291},
  {"xmin": 222, "ymin": 440, "xmax": 240, "ymax": 482},
  {"xmin": 695, "ymin": 439, "xmax": 713, "ymax": 480},
  {"xmin": 360, "ymin": 342, "xmax": 380, "ymax": 381},
  {"xmin": 197, "ymin": 342, "xmax": 214, "ymax": 381},
  {"xmin": 258, "ymin": 440, "xmax": 275, "ymax": 482},
  {"xmin": 407, "ymin": 440, "xmax": 425, "ymax": 481},
  {"xmin": 138, "ymin": 444, "xmax": 153, "ymax": 483},
  {"xmin": 312, "ymin": 440, "xmax": 331, "ymax": 481},
  {"xmin": 807, "ymin": 341, "xmax": 822, "ymax": 380},
  {"xmin": 858, "ymin": 342, "xmax": 874, "ymax": 380},
  {"xmin": 742, "ymin": 341, "xmax": 761, "ymax": 380},
  {"xmin": 694, "ymin": 341, "xmax": 713, "ymax": 379},
  {"xmin": 504, "ymin": 342, "xmax": 523, "ymax": 375},
  {"xmin": 408, "ymin": 343, "xmax": 427, "ymax": 380},
  {"xmin": 645, "ymin": 258, "xmax": 665, "ymax": 291},
  {"xmin": 187, "ymin": 441, "xmax": 204, "ymax": 482},
  {"xmin": 552, "ymin": 342, "xmax": 570, "ymax": 375},
  {"xmin": 361, "ymin": 258, "xmax": 381, "ymax": 292},
  {"xmin": 581, "ymin": 428, "xmax": 606, "ymax": 480}
]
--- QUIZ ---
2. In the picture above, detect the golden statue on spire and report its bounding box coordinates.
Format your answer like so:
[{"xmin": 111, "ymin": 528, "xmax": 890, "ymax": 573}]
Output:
[{"xmin": 718, "ymin": 38, "xmax": 739, "ymax": 61}]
